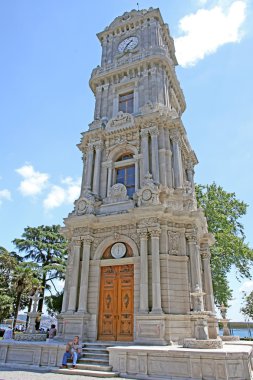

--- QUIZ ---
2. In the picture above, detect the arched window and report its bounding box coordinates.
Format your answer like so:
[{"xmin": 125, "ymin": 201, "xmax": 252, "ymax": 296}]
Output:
[{"xmin": 115, "ymin": 153, "xmax": 135, "ymax": 198}]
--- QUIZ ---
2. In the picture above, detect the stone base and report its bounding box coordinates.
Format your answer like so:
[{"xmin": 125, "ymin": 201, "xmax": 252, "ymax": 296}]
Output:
[
  {"xmin": 14, "ymin": 333, "xmax": 47, "ymax": 341},
  {"xmin": 135, "ymin": 315, "xmax": 168, "ymax": 345},
  {"xmin": 108, "ymin": 342, "xmax": 253, "ymax": 380},
  {"xmin": 183, "ymin": 337, "xmax": 223, "ymax": 349},
  {"xmin": 221, "ymin": 335, "xmax": 240, "ymax": 341},
  {"xmin": 0, "ymin": 340, "xmax": 65, "ymax": 367}
]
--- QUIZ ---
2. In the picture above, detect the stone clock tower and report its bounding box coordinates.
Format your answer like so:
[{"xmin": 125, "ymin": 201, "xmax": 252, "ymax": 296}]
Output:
[{"xmin": 58, "ymin": 7, "xmax": 218, "ymax": 346}]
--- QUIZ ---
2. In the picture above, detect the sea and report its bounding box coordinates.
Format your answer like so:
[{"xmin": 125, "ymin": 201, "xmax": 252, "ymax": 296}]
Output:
[{"xmin": 219, "ymin": 328, "xmax": 253, "ymax": 338}]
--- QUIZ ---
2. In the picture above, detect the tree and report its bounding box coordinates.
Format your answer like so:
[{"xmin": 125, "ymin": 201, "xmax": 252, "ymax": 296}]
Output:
[
  {"xmin": 13, "ymin": 225, "xmax": 67, "ymax": 318},
  {"xmin": 12, "ymin": 262, "xmax": 40, "ymax": 329},
  {"xmin": 0, "ymin": 246, "xmax": 40, "ymax": 325},
  {"xmin": 0, "ymin": 246, "xmax": 17, "ymax": 321},
  {"xmin": 241, "ymin": 291, "xmax": 253, "ymax": 320},
  {"xmin": 195, "ymin": 183, "xmax": 253, "ymax": 306},
  {"xmin": 45, "ymin": 291, "xmax": 64, "ymax": 317}
]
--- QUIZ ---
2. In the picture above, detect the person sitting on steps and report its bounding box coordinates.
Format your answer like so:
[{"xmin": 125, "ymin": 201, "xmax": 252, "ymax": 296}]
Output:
[{"xmin": 61, "ymin": 335, "xmax": 82, "ymax": 369}]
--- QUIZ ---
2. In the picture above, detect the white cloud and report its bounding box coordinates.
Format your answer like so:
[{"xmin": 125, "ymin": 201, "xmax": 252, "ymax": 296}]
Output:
[
  {"xmin": 43, "ymin": 177, "xmax": 81, "ymax": 210},
  {"xmin": 16, "ymin": 164, "xmax": 49, "ymax": 196},
  {"xmin": 174, "ymin": 0, "xmax": 247, "ymax": 67},
  {"xmin": 239, "ymin": 280, "xmax": 253, "ymax": 294},
  {"xmin": 0, "ymin": 189, "xmax": 11, "ymax": 205}
]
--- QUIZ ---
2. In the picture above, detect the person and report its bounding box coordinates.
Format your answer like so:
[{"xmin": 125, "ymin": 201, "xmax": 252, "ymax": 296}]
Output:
[
  {"xmin": 61, "ymin": 336, "xmax": 82, "ymax": 369},
  {"xmin": 3, "ymin": 326, "xmax": 13, "ymax": 340},
  {"xmin": 48, "ymin": 324, "xmax": 57, "ymax": 339}
]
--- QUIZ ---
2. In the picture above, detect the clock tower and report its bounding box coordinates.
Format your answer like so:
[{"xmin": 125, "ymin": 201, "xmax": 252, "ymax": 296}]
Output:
[{"xmin": 58, "ymin": 7, "xmax": 218, "ymax": 346}]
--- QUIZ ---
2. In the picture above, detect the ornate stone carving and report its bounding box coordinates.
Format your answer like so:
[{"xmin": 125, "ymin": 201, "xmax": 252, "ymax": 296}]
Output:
[
  {"xmin": 106, "ymin": 112, "xmax": 134, "ymax": 132},
  {"xmin": 83, "ymin": 236, "xmax": 94, "ymax": 246},
  {"xmin": 136, "ymin": 173, "xmax": 160, "ymax": 207},
  {"xmin": 168, "ymin": 232, "xmax": 180, "ymax": 255},
  {"xmin": 150, "ymin": 229, "xmax": 161, "ymax": 238},
  {"xmin": 104, "ymin": 183, "xmax": 129, "ymax": 204},
  {"xmin": 138, "ymin": 217, "xmax": 160, "ymax": 228},
  {"xmin": 74, "ymin": 190, "xmax": 100, "ymax": 215}
]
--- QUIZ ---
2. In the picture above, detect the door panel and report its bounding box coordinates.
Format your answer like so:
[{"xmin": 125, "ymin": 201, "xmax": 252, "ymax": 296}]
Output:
[
  {"xmin": 98, "ymin": 264, "xmax": 134, "ymax": 341},
  {"xmin": 98, "ymin": 266, "xmax": 118, "ymax": 340},
  {"xmin": 117, "ymin": 265, "xmax": 134, "ymax": 341}
]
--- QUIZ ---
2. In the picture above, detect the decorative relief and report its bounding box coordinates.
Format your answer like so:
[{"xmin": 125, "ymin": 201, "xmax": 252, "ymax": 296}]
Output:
[
  {"xmin": 74, "ymin": 191, "xmax": 98, "ymax": 216},
  {"xmin": 106, "ymin": 294, "xmax": 112, "ymax": 308},
  {"xmin": 136, "ymin": 173, "xmax": 160, "ymax": 207},
  {"xmin": 168, "ymin": 232, "xmax": 180, "ymax": 255},
  {"xmin": 106, "ymin": 111, "xmax": 134, "ymax": 132},
  {"xmin": 123, "ymin": 294, "xmax": 130, "ymax": 308},
  {"xmin": 105, "ymin": 131, "xmax": 139, "ymax": 158},
  {"xmin": 138, "ymin": 217, "xmax": 160, "ymax": 228},
  {"xmin": 103, "ymin": 183, "xmax": 129, "ymax": 204}
]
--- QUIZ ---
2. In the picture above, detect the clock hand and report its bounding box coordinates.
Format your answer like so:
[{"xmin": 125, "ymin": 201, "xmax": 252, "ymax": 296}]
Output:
[{"xmin": 124, "ymin": 39, "xmax": 132, "ymax": 51}]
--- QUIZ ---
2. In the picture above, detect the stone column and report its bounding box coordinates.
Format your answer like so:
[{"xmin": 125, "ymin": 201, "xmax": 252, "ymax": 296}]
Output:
[
  {"xmin": 134, "ymin": 155, "xmax": 140, "ymax": 192},
  {"xmin": 158, "ymin": 127, "xmax": 167, "ymax": 186},
  {"xmin": 61, "ymin": 243, "xmax": 73, "ymax": 313},
  {"xmin": 171, "ymin": 129, "xmax": 183, "ymax": 188},
  {"xmin": 134, "ymin": 84, "xmax": 139, "ymax": 113},
  {"xmin": 92, "ymin": 141, "xmax": 103, "ymax": 195},
  {"xmin": 150, "ymin": 229, "xmax": 162, "ymax": 314},
  {"xmin": 107, "ymin": 161, "xmax": 113, "ymax": 196},
  {"xmin": 150, "ymin": 127, "xmax": 160, "ymax": 184},
  {"xmin": 85, "ymin": 143, "xmax": 94, "ymax": 190},
  {"xmin": 138, "ymin": 230, "xmax": 149, "ymax": 313},
  {"xmin": 94, "ymin": 86, "xmax": 102, "ymax": 120},
  {"xmin": 141, "ymin": 129, "xmax": 149, "ymax": 179},
  {"xmin": 80, "ymin": 152, "xmax": 86, "ymax": 196},
  {"xmin": 78, "ymin": 236, "xmax": 93, "ymax": 314},
  {"xmin": 201, "ymin": 245, "xmax": 215, "ymax": 313},
  {"xmin": 67, "ymin": 240, "xmax": 81, "ymax": 312},
  {"xmin": 186, "ymin": 233, "xmax": 204, "ymax": 312},
  {"xmin": 164, "ymin": 128, "xmax": 173, "ymax": 187}
]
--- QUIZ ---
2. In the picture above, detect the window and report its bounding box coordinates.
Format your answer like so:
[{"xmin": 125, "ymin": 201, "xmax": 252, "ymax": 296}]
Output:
[
  {"xmin": 119, "ymin": 92, "xmax": 134, "ymax": 114},
  {"xmin": 116, "ymin": 165, "xmax": 135, "ymax": 197}
]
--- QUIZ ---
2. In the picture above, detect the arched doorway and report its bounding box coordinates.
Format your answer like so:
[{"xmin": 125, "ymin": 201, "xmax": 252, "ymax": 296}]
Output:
[{"xmin": 98, "ymin": 243, "xmax": 134, "ymax": 341}]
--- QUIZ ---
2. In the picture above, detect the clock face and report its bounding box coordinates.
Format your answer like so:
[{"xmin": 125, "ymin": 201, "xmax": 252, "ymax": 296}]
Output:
[
  {"xmin": 142, "ymin": 189, "xmax": 152, "ymax": 201},
  {"xmin": 118, "ymin": 36, "xmax": 139, "ymax": 53},
  {"xmin": 111, "ymin": 242, "xmax": 127, "ymax": 259}
]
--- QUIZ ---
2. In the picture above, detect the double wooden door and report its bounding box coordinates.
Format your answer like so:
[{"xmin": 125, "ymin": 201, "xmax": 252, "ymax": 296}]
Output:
[{"xmin": 98, "ymin": 264, "xmax": 134, "ymax": 341}]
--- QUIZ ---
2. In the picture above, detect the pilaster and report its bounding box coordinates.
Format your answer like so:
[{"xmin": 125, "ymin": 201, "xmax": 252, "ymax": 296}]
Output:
[
  {"xmin": 67, "ymin": 240, "xmax": 82, "ymax": 313},
  {"xmin": 77, "ymin": 236, "xmax": 94, "ymax": 314}
]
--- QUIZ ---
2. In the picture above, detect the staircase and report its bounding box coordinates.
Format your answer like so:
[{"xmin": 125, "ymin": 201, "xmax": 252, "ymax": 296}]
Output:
[{"xmin": 55, "ymin": 342, "xmax": 119, "ymax": 377}]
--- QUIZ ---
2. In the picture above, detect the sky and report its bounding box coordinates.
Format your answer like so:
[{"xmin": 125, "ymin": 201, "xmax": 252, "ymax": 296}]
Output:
[{"xmin": 0, "ymin": 0, "xmax": 253, "ymax": 321}]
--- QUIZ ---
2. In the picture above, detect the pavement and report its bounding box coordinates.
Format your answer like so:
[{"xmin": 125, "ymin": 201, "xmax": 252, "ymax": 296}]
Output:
[{"xmin": 0, "ymin": 366, "xmax": 135, "ymax": 380}]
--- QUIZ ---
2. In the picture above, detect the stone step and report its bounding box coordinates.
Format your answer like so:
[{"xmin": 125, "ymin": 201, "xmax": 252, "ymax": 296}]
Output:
[
  {"xmin": 82, "ymin": 352, "xmax": 109, "ymax": 358},
  {"xmin": 79, "ymin": 357, "xmax": 109, "ymax": 364},
  {"xmin": 55, "ymin": 368, "xmax": 119, "ymax": 377},
  {"xmin": 72, "ymin": 363, "xmax": 112, "ymax": 371},
  {"xmin": 82, "ymin": 347, "xmax": 108, "ymax": 353}
]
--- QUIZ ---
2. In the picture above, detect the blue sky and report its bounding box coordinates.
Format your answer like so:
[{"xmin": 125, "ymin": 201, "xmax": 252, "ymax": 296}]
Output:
[{"xmin": 0, "ymin": 0, "xmax": 253, "ymax": 321}]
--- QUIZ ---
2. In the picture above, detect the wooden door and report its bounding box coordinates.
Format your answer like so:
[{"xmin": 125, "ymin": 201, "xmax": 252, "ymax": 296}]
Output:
[{"xmin": 98, "ymin": 264, "xmax": 134, "ymax": 341}]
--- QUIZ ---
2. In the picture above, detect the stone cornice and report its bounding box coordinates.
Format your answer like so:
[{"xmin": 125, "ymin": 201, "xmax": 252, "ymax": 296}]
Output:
[{"xmin": 89, "ymin": 53, "xmax": 185, "ymax": 113}]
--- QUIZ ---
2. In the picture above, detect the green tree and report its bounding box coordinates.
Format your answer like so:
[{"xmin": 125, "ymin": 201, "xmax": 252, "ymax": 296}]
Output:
[
  {"xmin": 45, "ymin": 291, "xmax": 63, "ymax": 317},
  {"xmin": 0, "ymin": 246, "xmax": 17, "ymax": 320},
  {"xmin": 195, "ymin": 183, "xmax": 253, "ymax": 306},
  {"xmin": 241, "ymin": 292, "xmax": 253, "ymax": 320},
  {"xmin": 0, "ymin": 246, "xmax": 41, "ymax": 324},
  {"xmin": 13, "ymin": 225, "xmax": 67, "ymax": 317},
  {"xmin": 12, "ymin": 262, "xmax": 40, "ymax": 329}
]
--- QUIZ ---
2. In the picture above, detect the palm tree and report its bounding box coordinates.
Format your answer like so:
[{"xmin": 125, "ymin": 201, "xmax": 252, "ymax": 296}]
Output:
[{"xmin": 12, "ymin": 262, "xmax": 40, "ymax": 329}]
